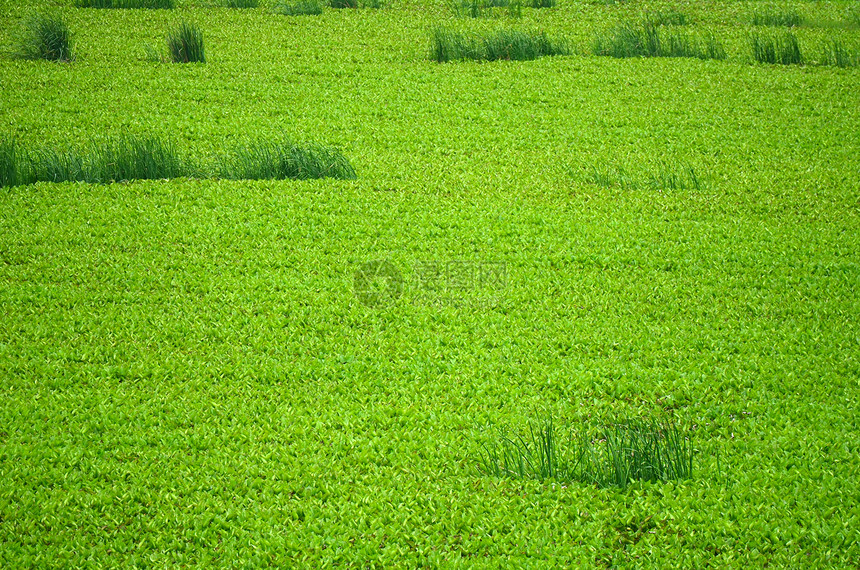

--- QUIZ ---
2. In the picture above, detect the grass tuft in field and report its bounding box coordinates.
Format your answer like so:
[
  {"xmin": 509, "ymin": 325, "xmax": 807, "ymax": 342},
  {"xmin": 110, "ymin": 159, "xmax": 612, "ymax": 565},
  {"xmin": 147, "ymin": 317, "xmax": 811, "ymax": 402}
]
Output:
[
  {"xmin": 528, "ymin": 0, "xmax": 554, "ymax": 9},
  {"xmin": 1, "ymin": 138, "xmax": 25, "ymax": 188},
  {"xmin": 643, "ymin": 9, "xmax": 688, "ymax": 27},
  {"xmin": 88, "ymin": 136, "xmax": 184, "ymax": 183},
  {"xmin": 276, "ymin": 0, "xmax": 323, "ymax": 15},
  {"xmin": 220, "ymin": 142, "xmax": 357, "ymax": 181},
  {"xmin": 431, "ymin": 28, "xmax": 568, "ymax": 63},
  {"xmin": 480, "ymin": 415, "xmax": 694, "ymax": 489},
  {"xmin": 452, "ymin": 0, "xmax": 487, "ymax": 19},
  {"xmin": 647, "ymin": 163, "xmax": 701, "ymax": 191},
  {"xmin": 329, "ymin": 0, "xmax": 359, "ymax": 8},
  {"xmin": 77, "ymin": 0, "xmax": 174, "ymax": 8},
  {"xmin": 167, "ymin": 22, "xmax": 205, "ymax": 63},
  {"xmin": 593, "ymin": 22, "xmax": 724, "ymax": 60},
  {"xmin": 585, "ymin": 162, "xmax": 702, "ymax": 191},
  {"xmin": 751, "ymin": 31, "xmax": 803, "ymax": 65},
  {"xmin": 222, "ymin": 0, "xmax": 259, "ymax": 7},
  {"xmin": 752, "ymin": 9, "xmax": 803, "ymax": 28},
  {"xmin": 30, "ymin": 149, "xmax": 87, "ymax": 183},
  {"xmin": 820, "ymin": 39, "xmax": 859, "ymax": 67},
  {"xmin": 17, "ymin": 13, "xmax": 74, "ymax": 62}
]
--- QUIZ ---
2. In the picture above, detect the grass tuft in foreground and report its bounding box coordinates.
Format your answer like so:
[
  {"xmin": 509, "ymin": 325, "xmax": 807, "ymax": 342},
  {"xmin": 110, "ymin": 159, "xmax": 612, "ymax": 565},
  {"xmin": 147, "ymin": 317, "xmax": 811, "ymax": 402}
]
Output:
[
  {"xmin": 643, "ymin": 9, "xmax": 688, "ymax": 27},
  {"xmin": 819, "ymin": 39, "xmax": 859, "ymax": 67},
  {"xmin": 2, "ymin": 137, "xmax": 358, "ymax": 186},
  {"xmin": 1, "ymin": 138, "xmax": 25, "ymax": 188},
  {"xmin": 220, "ymin": 142, "xmax": 357, "ymax": 181},
  {"xmin": 30, "ymin": 149, "xmax": 87, "ymax": 183},
  {"xmin": 479, "ymin": 415, "xmax": 694, "ymax": 489},
  {"xmin": 431, "ymin": 28, "xmax": 569, "ymax": 63},
  {"xmin": 167, "ymin": 22, "xmax": 205, "ymax": 63},
  {"xmin": 528, "ymin": 0, "xmax": 554, "ymax": 9},
  {"xmin": 453, "ymin": 0, "xmax": 487, "ymax": 18},
  {"xmin": 87, "ymin": 136, "xmax": 184, "ymax": 183},
  {"xmin": 77, "ymin": 0, "xmax": 174, "ymax": 8},
  {"xmin": 17, "ymin": 13, "xmax": 74, "ymax": 62},
  {"xmin": 586, "ymin": 162, "xmax": 702, "ymax": 191},
  {"xmin": 276, "ymin": 0, "xmax": 323, "ymax": 15},
  {"xmin": 752, "ymin": 9, "xmax": 803, "ymax": 28},
  {"xmin": 593, "ymin": 22, "xmax": 724, "ymax": 60},
  {"xmin": 751, "ymin": 31, "xmax": 803, "ymax": 65}
]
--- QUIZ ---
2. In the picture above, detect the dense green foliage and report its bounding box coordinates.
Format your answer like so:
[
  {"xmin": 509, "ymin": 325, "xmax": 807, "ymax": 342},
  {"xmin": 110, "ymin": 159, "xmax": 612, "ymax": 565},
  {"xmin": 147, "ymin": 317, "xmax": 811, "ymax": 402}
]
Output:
[{"xmin": 1, "ymin": 0, "xmax": 859, "ymax": 566}]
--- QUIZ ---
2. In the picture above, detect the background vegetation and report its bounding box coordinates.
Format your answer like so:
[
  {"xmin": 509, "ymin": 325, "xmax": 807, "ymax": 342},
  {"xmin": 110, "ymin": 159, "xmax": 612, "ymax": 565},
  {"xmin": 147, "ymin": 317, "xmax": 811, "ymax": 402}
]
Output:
[{"xmin": 0, "ymin": 0, "xmax": 858, "ymax": 566}]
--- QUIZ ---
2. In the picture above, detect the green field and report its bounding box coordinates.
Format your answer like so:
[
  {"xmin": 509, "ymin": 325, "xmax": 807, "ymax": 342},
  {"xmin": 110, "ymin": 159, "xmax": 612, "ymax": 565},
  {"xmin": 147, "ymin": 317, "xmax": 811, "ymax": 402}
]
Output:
[{"xmin": 1, "ymin": 0, "xmax": 859, "ymax": 566}]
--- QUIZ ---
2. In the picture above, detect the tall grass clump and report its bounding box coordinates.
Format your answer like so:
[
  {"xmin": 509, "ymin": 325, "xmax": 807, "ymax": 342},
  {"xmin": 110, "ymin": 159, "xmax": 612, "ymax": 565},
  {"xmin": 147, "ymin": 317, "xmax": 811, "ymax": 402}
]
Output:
[
  {"xmin": 17, "ymin": 13, "xmax": 74, "ymax": 62},
  {"xmin": 76, "ymin": 0, "xmax": 174, "ymax": 8},
  {"xmin": 88, "ymin": 136, "xmax": 184, "ymax": 183},
  {"xmin": 220, "ymin": 142, "xmax": 357, "ymax": 181},
  {"xmin": 329, "ymin": 0, "xmax": 358, "ymax": 8},
  {"xmin": 585, "ymin": 162, "xmax": 703, "ymax": 191},
  {"xmin": 484, "ymin": 30, "xmax": 567, "ymax": 60},
  {"xmin": 820, "ymin": 39, "xmax": 858, "ymax": 67},
  {"xmin": 167, "ymin": 22, "xmax": 205, "ymax": 63},
  {"xmin": 453, "ymin": 0, "xmax": 487, "ymax": 18},
  {"xmin": 432, "ymin": 29, "xmax": 483, "ymax": 61},
  {"xmin": 276, "ymin": 0, "xmax": 323, "ymax": 15},
  {"xmin": 479, "ymin": 415, "xmax": 694, "ymax": 489},
  {"xmin": 644, "ymin": 9, "xmax": 687, "ymax": 27},
  {"xmin": 30, "ymin": 149, "xmax": 87, "ymax": 183},
  {"xmin": 452, "ymin": 0, "xmax": 521, "ymax": 18},
  {"xmin": 431, "ymin": 28, "xmax": 568, "ymax": 63},
  {"xmin": 751, "ymin": 31, "xmax": 803, "ymax": 65},
  {"xmin": 222, "ymin": 0, "xmax": 258, "ymax": 7},
  {"xmin": 752, "ymin": 9, "xmax": 803, "ymax": 28},
  {"xmin": 529, "ymin": 0, "xmax": 554, "ymax": 9},
  {"xmin": 1, "ymin": 138, "xmax": 24, "ymax": 188},
  {"xmin": 593, "ymin": 22, "xmax": 724, "ymax": 60}
]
